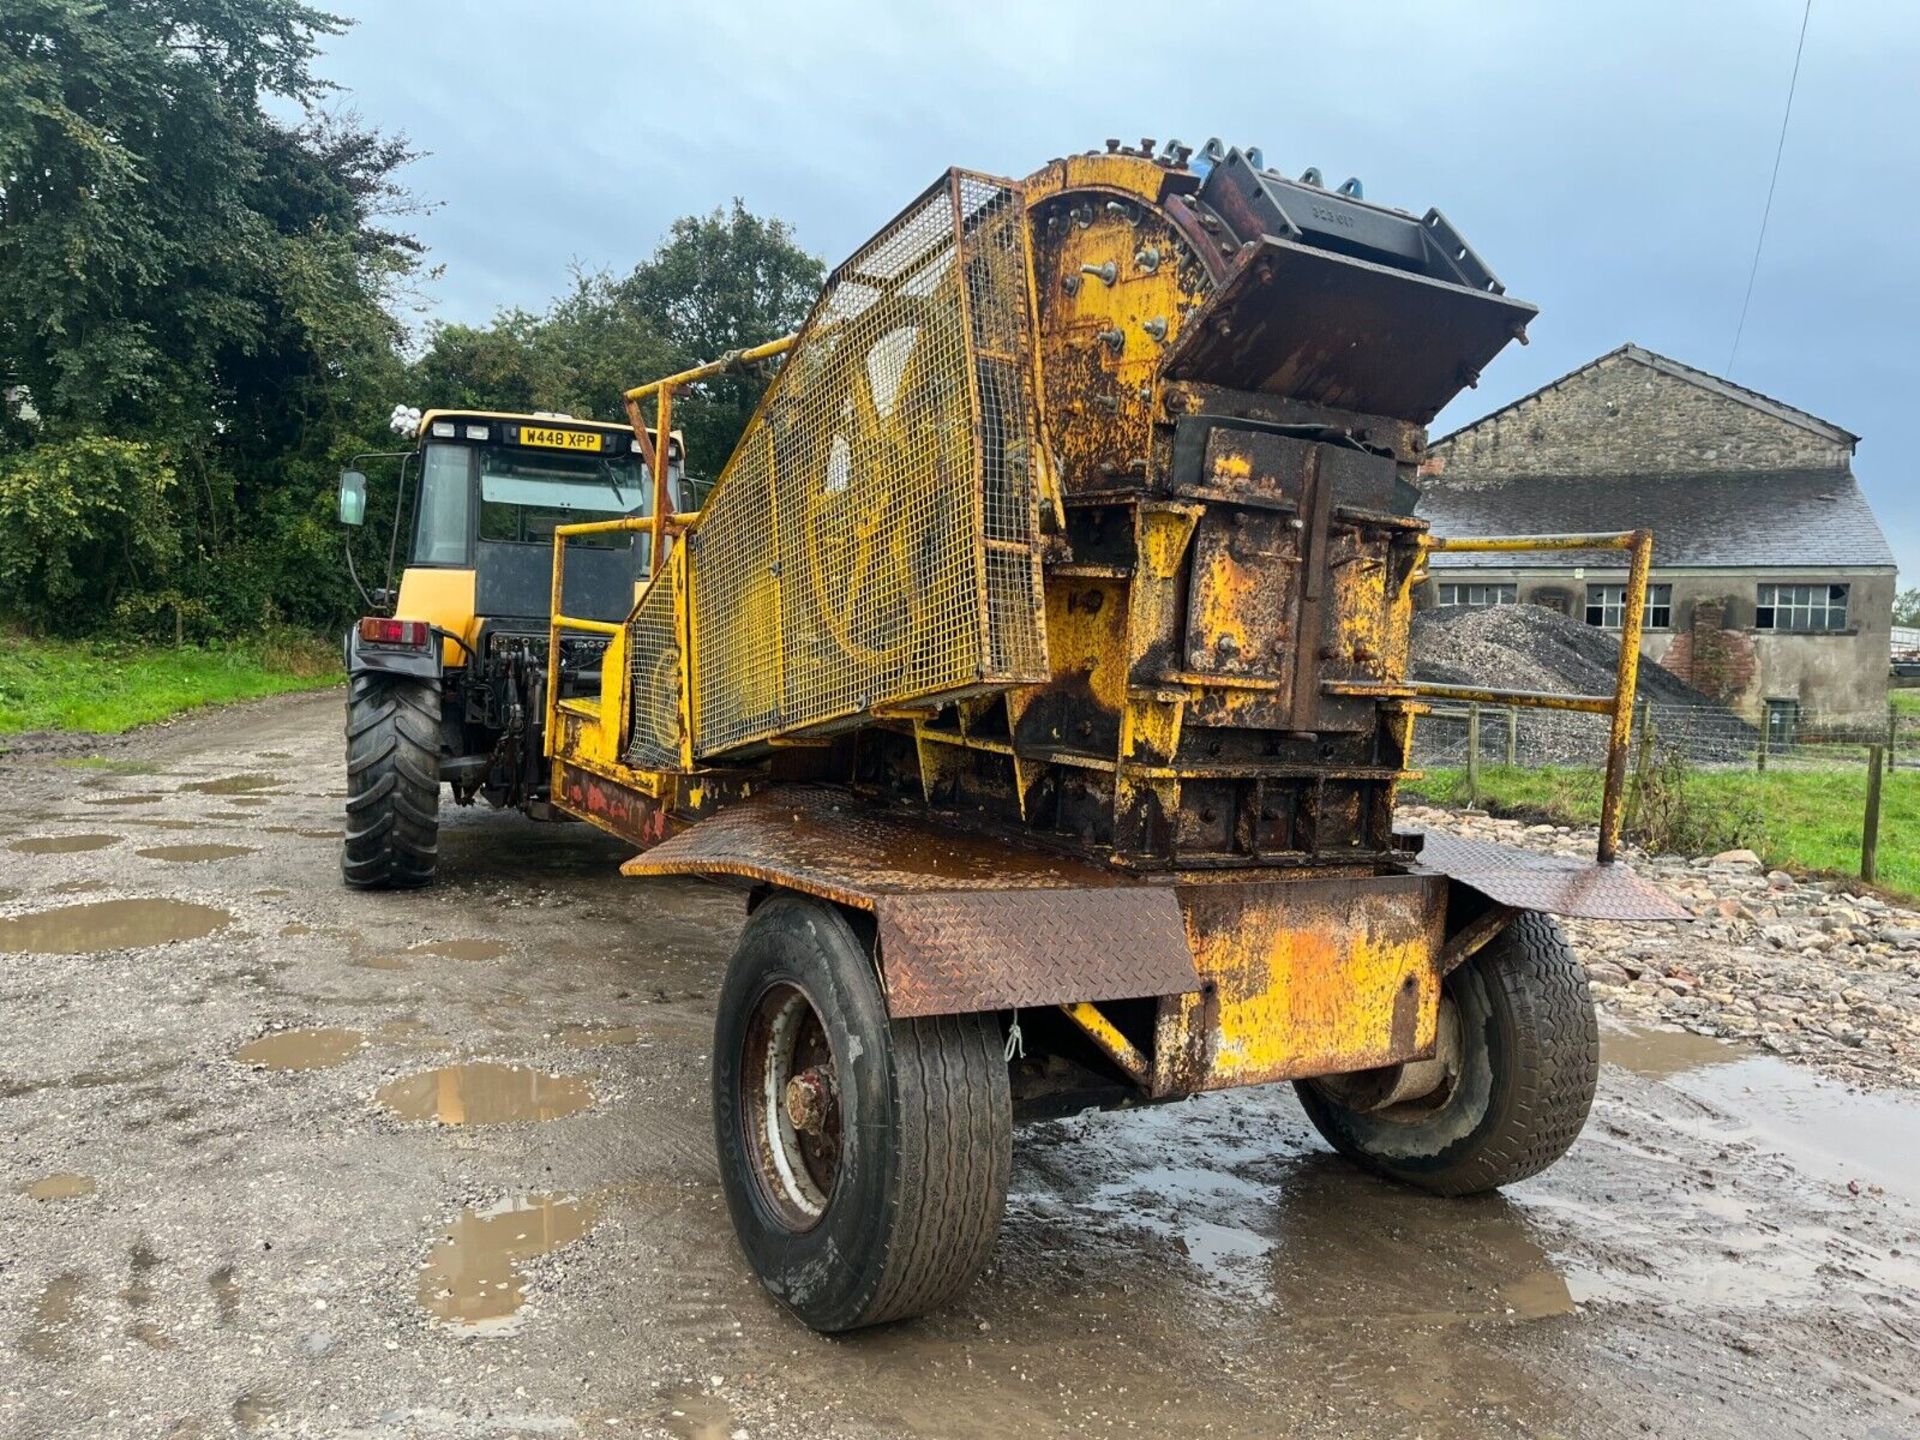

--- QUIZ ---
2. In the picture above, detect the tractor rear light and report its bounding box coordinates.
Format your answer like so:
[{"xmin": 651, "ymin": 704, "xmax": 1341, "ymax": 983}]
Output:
[{"xmin": 358, "ymin": 618, "xmax": 432, "ymax": 649}]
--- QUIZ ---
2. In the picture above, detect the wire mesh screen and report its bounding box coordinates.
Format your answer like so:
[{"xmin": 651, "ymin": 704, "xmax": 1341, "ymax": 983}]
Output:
[
  {"xmin": 675, "ymin": 169, "xmax": 1047, "ymax": 759},
  {"xmin": 624, "ymin": 548, "xmax": 683, "ymax": 768}
]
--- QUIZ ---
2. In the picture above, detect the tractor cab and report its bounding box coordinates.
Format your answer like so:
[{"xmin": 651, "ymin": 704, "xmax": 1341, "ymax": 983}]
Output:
[
  {"xmin": 380, "ymin": 411, "xmax": 684, "ymax": 658},
  {"xmin": 334, "ymin": 408, "xmax": 688, "ymax": 887}
]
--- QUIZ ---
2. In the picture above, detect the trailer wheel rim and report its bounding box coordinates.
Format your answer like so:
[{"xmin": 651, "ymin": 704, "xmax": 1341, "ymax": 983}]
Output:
[{"xmin": 740, "ymin": 981, "xmax": 841, "ymax": 1231}]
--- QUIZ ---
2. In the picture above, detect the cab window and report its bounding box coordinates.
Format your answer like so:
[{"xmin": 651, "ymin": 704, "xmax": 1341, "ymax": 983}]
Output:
[{"xmin": 411, "ymin": 443, "xmax": 473, "ymax": 565}]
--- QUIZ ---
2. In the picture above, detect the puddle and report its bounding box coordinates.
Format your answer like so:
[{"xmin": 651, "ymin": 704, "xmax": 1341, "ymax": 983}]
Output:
[
  {"xmin": 136, "ymin": 843, "xmax": 256, "ymax": 864},
  {"xmin": 82, "ymin": 794, "xmax": 162, "ymax": 806},
  {"xmin": 408, "ymin": 937, "xmax": 513, "ymax": 962},
  {"xmin": 0, "ymin": 898, "xmax": 231, "ymax": 954},
  {"xmin": 555, "ymin": 1023, "xmax": 644, "ymax": 1049},
  {"xmin": 1603, "ymin": 1023, "xmax": 1920, "ymax": 1207},
  {"xmin": 20, "ymin": 1172, "xmax": 97, "ymax": 1201},
  {"xmin": 655, "ymin": 1387, "xmax": 740, "ymax": 1440},
  {"xmin": 350, "ymin": 954, "xmax": 410, "ymax": 971},
  {"xmin": 224, "ymin": 797, "xmax": 273, "ymax": 809},
  {"xmin": 22, "ymin": 1272, "xmax": 85, "ymax": 1361},
  {"xmin": 9, "ymin": 834, "xmax": 121, "ymax": 855},
  {"xmin": 232, "ymin": 1388, "xmax": 283, "ymax": 1432},
  {"xmin": 234, "ymin": 1027, "xmax": 365, "ymax": 1071},
  {"xmin": 182, "ymin": 773, "xmax": 285, "ymax": 795},
  {"xmin": 376, "ymin": 1062, "xmax": 593, "ymax": 1125},
  {"xmin": 48, "ymin": 879, "xmax": 109, "ymax": 895},
  {"xmin": 279, "ymin": 923, "xmax": 312, "ymax": 938},
  {"xmin": 417, "ymin": 1193, "xmax": 599, "ymax": 1331}
]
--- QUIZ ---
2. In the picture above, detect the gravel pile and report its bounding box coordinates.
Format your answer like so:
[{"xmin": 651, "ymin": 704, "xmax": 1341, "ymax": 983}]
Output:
[{"xmin": 1409, "ymin": 603, "xmax": 1755, "ymax": 764}]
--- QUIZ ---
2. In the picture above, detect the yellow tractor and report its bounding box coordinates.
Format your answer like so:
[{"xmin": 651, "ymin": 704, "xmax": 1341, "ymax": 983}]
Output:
[
  {"xmin": 334, "ymin": 409, "xmax": 685, "ymax": 887},
  {"xmin": 500, "ymin": 141, "xmax": 1683, "ymax": 1331}
]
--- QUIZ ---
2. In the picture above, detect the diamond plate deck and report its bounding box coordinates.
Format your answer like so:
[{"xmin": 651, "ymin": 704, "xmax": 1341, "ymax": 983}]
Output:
[
  {"xmin": 877, "ymin": 887, "xmax": 1196, "ymax": 1018},
  {"xmin": 621, "ymin": 784, "xmax": 1142, "ymax": 899},
  {"xmin": 1403, "ymin": 829, "xmax": 1692, "ymax": 922},
  {"xmin": 622, "ymin": 785, "xmax": 1200, "ymax": 1017}
]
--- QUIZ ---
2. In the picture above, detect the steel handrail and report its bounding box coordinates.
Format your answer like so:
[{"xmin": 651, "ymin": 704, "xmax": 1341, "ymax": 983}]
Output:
[
  {"xmin": 545, "ymin": 514, "xmax": 702, "ymax": 753},
  {"xmin": 1411, "ymin": 528, "xmax": 1654, "ymax": 862}
]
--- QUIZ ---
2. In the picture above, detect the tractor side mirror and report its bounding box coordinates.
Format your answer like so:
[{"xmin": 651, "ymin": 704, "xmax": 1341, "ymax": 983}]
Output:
[{"xmin": 337, "ymin": 469, "xmax": 368, "ymax": 526}]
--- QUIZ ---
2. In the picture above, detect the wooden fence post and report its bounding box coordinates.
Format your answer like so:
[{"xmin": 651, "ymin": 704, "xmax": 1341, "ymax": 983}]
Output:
[
  {"xmin": 1467, "ymin": 702, "xmax": 1481, "ymax": 809},
  {"xmin": 1888, "ymin": 707, "xmax": 1898, "ymax": 776},
  {"xmin": 1505, "ymin": 706, "xmax": 1518, "ymax": 766},
  {"xmin": 1756, "ymin": 726, "xmax": 1768, "ymax": 772},
  {"xmin": 1863, "ymin": 744, "xmax": 1885, "ymax": 883}
]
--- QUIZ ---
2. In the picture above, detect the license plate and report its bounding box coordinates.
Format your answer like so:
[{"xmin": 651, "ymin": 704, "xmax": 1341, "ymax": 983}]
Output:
[{"xmin": 520, "ymin": 425, "xmax": 603, "ymax": 453}]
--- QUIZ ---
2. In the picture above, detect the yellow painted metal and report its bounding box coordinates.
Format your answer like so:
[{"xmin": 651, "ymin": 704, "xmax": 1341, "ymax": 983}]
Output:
[
  {"xmin": 1598, "ymin": 528, "xmax": 1654, "ymax": 861},
  {"xmin": 546, "ymin": 513, "xmax": 695, "ymax": 760},
  {"xmin": 1060, "ymin": 1002, "xmax": 1149, "ymax": 1083},
  {"xmin": 393, "ymin": 567, "xmax": 477, "ymax": 667},
  {"xmin": 618, "ymin": 169, "xmax": 1050, "ymax": 763},
  {"xmin": 1162, "ymin": 878, "xmax": 1447, "ymax": 1093},
  {"xmin": 1409, "ymin": 683, "xmax": 1615, "ymax": 715},
  {"xmin": 621, "ymin": 334, "xmax": 798, "ymax": 403},
  {"xmin": 1421, "ymin": 531, "xmax": 1641, "ymax": 554}
]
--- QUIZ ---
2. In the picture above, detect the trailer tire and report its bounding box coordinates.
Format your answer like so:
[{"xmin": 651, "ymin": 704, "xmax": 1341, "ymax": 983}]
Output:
[
  {"xmin": 1295, "ymin": 911, "xmax": 1597, "ymax": 1196},
  {"xmin": 342, "ymin": 673, "xmax": 440, "ymax": 890},
  {"xmin": 712, "ymin": 893, "xmax": 1011, "ymax": 1331}
]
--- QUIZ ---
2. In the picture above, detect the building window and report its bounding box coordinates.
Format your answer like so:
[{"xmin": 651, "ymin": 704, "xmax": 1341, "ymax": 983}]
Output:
[
  {"xmin": 1755, "ymin": 582, "xmax": 1849, "ymax": 632},
  {"xmin": 1437, "ymin": 582, "xmax": 1516, "ymax": 608},
  {"xmin": 1584, "ymin": 583, "xmax": 1672, "ymax": 630}
]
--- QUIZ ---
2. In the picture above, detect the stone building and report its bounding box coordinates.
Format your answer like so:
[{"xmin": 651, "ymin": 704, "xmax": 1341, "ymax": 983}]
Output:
[{"xmin": 1416, "ymin": 344, "xmax": 1895, "ymax": 734}]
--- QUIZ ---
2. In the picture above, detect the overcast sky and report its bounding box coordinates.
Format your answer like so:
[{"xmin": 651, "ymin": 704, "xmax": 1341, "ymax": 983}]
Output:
[{"xmin": 310, "ymin": 0, "xmax": 1918, "ymax": 583}]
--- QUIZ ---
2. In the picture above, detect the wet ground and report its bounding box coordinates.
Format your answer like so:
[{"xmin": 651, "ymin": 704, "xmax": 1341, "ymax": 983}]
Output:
[{"xmin": 2, "ymin": 689, "xmax": 1918, "ymax": 1439}]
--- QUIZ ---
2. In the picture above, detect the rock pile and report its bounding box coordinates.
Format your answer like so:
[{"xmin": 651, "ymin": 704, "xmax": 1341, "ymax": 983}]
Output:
[
  {"xmin": 1399, "ymin": 802, "xmax": 1920, "ymax": 1092},
  {"xmin": 1408, "ymin": 603, "xmax": 1755, "ymax": 765}
]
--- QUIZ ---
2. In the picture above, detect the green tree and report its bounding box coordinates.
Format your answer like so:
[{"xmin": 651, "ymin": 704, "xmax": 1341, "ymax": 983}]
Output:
[
  {"xmin": 411, "ymin": 204, "xmax": 824, "ymax": 478},
  {"xmin": 1895, "ymin": 587, "xmax": 1920, "ymax": 627},
  {"xmin": 0, "ymin": 0, "xmax": 421, "ymax": 635},
  {"xmin": 622, "ymin": 201, "xmax": 824, "ymax": 472}
]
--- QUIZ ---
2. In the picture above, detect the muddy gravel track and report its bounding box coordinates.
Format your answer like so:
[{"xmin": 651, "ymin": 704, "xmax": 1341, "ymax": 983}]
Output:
[{"xmin": 2, "ymin": 690, "xmax": 1918, "ymax": 1439}]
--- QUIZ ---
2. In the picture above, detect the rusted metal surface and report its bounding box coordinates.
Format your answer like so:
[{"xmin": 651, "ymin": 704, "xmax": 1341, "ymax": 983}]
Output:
[
  {"xmin": 1155, "ymin": 873, "xmax": 1447, "ymax": 1094},
  {"xmin": 1158, "ymin": 238, "xmax": 1534, "ymax": 424},
  {"xmin": 1406, "ymin": 829, "xmax": 1692, "ymax": 922},
  {"xmin": 877, "ymin": 887, "xmax": 1195, "ymax": 1019},
  {"xmin": 619, "ymin": 784, "xmax": 1137, "ymax": 900},
  {"xmin": 554, "ymin": 762, "xmax": 674, "ymax": 850}
]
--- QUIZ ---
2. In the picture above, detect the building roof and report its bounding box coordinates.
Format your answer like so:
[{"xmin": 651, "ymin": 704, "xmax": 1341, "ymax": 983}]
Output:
[
  {"xmin": 1432, "ymin": 343, "xmax": 1860, "ymax": 451},
  {"xmin": 1419, "ymin": 468, "xmax": 1896, "ymax": 570}
]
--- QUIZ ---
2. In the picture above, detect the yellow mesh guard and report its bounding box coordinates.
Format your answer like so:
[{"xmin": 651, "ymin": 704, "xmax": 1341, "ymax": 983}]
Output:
[
  {"xmin": 630, "ymin": 170, "xmax": 1047, "ymax": 763},
  {"xmin": 624, "ymin": 545, "xmax": 684, "ymax": 768}
]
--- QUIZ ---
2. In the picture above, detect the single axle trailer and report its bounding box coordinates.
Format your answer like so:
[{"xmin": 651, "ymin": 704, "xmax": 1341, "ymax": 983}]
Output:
[{"xmin": 517, "ymin": 140, "xmax": 1683, "ymax": 1330}]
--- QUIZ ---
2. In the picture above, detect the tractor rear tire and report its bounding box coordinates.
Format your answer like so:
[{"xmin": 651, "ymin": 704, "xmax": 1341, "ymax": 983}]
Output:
[
  {"xmin": 1295, "ymin": 910, "xmax": 1598, "ymax": 1196},
  {"xmin": 712, "ymin": 893, "xmax": 1011, "ymax": 1332},
  {"xmin": 342, "ymin": 673, "xmax": 440, "ymax": 890}
]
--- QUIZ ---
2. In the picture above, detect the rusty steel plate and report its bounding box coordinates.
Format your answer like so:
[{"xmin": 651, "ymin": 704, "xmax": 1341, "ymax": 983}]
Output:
[
  {"xmin": 622, "ymin": 785, "xmax": 1202, "ymax": 1018},
  {"xmin": 1404, "ymin": 829, "xmax": 1692, "ymax": 922},
  {"xmin": 876, "ymin": 888, "xmax": 1197, "ymax": 1019},
  {"xmin": 621, "ymin": 784, "xmax": 1140, "ymax": 902}
]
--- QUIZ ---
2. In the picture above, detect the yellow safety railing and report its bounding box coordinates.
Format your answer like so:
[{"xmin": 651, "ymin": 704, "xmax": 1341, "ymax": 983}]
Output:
[
  {"xmin": 546, "ymin": 512, "xmax": 698, "ymax": 753},
  {"xmin": 1412, "ymin": 529, "xmax": 1654, "ymax": 863}
]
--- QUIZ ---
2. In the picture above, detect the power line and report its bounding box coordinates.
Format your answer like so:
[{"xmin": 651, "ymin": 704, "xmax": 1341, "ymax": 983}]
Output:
[{"xmin": 1727, "ymin": 0, "xmax": 1814, "ymax": 378}]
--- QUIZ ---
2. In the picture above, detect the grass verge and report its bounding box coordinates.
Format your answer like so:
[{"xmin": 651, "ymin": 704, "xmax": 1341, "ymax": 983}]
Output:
[
  {"xmin": 1405, "ymin": 762, "xmax": 1920, "ymax": 904},
  {"xmin": 0, "ymin": 632, "xmax": 342, "ymax": 736}
]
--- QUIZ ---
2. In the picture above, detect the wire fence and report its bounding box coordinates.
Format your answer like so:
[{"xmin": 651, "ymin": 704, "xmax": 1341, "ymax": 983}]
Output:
[
  {"xmin": 1411, "ymin": 700, "xmax": 1918, "ymax": 773},
  {"xmin": 1408, "ymin": 697, "xmax": 1916, "ymax": 889}
]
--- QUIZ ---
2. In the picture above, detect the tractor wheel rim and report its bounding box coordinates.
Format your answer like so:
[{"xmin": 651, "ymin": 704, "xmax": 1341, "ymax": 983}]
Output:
[{"xmin": 741, "ymin": 982, "xmax": 841, "ymax": 1231}]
